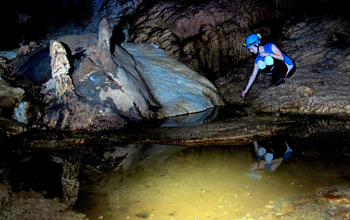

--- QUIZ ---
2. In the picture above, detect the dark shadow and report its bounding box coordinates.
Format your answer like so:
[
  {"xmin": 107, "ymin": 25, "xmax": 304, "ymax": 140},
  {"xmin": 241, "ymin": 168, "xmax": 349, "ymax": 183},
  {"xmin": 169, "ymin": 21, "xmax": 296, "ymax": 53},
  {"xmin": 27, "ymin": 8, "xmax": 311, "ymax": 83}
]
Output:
[{"xmin": 110, "ymin": 24, "xmax": 126, "ymax": 53}]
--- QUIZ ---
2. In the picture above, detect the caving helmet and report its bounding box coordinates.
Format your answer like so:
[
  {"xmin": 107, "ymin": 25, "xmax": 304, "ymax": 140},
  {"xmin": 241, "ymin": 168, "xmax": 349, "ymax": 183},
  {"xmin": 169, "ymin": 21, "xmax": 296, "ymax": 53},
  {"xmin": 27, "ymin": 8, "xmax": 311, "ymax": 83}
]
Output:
[{"xmin": 243, "ymin": 33, "xmax": 262, "ymax": 48}]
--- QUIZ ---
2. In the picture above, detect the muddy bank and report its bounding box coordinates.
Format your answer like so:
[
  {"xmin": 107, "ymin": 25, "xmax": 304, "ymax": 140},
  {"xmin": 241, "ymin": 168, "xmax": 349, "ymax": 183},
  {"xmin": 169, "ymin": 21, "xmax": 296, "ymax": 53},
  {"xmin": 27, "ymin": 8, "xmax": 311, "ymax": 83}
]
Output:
[
  {"xmin": 256, "ymin": 186, "xmax": 350, "ymax": 219},
  {"xmin": 0, "ymin": 177, "xmax": 86, "ymax": 219}
]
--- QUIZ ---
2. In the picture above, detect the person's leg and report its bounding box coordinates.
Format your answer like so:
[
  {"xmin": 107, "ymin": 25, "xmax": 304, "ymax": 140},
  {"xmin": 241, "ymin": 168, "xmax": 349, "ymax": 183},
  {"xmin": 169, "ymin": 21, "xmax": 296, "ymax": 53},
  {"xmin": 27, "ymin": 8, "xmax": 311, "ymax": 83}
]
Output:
[
  {"xmin": 269, "ymin": 59, "xmax": 288, "ymax": 86},
  {"xmin": 285, "ymin": 63, "xmax": 295, "ymax": 78}
]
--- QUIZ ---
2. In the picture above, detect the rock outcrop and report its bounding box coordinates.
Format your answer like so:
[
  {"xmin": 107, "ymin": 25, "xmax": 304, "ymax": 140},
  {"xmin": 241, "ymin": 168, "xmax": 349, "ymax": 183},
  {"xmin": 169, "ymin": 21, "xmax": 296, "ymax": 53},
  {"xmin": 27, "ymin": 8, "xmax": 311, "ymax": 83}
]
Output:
[
  {"xmin": 42, "ymin": 18, "xmax": 158, "ymax": 130},
  {"xmin": 1, "ymin": 16, "xmax": 224, "ymax": 133},
  {"xmin": 122, "ymin": 43, "xmax": 224, "ymax": 118},
  {"xmin": 217, "ymin": 15, "xmax": 350, "ymax": 117}
]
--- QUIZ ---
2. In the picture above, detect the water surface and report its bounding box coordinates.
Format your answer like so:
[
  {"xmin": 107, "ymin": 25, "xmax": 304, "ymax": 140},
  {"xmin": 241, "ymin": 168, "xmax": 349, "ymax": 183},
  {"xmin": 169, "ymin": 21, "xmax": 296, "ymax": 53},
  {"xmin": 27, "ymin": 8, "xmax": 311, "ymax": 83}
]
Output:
[{"xmin": 75, "ymin": 131, "xmax": 350, "ymax": 220}]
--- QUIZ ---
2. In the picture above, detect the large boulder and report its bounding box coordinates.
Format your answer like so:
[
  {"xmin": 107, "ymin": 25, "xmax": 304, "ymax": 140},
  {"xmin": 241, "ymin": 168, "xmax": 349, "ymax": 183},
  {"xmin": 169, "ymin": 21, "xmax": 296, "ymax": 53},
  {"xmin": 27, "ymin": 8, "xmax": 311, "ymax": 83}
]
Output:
[
  {"xmin": 42, "ymin": 18, "xmax": 158, "ymax": 130},
  {"xmin": 1, "ymin": 16, "xmax": 223, "ymax": 132},
  {"xmin": 217, "ymin": 15, "xmax": 350, "ymax": 117},
  {"xmin": 122, "ymin": 43, "xmax": 224, "ymax": 118}
]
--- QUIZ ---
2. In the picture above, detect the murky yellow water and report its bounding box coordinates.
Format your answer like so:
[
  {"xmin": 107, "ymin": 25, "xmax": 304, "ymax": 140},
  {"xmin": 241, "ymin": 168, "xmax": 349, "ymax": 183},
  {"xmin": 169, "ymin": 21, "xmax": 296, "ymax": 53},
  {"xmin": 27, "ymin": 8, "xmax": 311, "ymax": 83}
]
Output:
[{"xmin": 77, "ymin": 144, "xmax": 350, "ymax": 220}]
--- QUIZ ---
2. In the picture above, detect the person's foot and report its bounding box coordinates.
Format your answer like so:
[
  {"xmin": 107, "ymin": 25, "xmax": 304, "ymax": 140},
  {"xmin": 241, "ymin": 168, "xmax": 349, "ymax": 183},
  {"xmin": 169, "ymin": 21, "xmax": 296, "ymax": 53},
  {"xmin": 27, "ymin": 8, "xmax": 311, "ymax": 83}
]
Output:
[{"xmin": 268, "ymin": 78, "xmax": 284, "ymax": 86}]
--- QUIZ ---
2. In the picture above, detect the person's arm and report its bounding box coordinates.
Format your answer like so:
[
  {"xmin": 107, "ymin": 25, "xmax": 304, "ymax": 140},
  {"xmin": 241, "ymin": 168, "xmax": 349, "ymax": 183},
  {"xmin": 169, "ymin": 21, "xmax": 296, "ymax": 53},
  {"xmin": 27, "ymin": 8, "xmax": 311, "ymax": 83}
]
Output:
[
  {"xmin": 253, "ymin": 141, "xmax": 259, "ymax": 151},
  {"xmin": 242, "ymin": 64, "xmax": 259, "ymax": 97},
  {"xmin": 269, "ymin": 157, "xmax": 283, "ymax": 172},
  {"xmin": 260, "ymin": 44, "xmax": 284, "ymax": 61},
  {"xmin": 254, "ymin": 141, "xmax": 264, "ymax": 160}
]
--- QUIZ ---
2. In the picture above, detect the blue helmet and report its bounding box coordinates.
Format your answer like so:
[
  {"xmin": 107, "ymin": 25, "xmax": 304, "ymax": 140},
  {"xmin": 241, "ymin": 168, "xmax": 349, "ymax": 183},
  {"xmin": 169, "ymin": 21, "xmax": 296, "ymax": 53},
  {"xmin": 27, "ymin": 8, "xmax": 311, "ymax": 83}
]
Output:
[{"xmin": 243, "ymin": 34, "xmax": 262, "ymax": 48}]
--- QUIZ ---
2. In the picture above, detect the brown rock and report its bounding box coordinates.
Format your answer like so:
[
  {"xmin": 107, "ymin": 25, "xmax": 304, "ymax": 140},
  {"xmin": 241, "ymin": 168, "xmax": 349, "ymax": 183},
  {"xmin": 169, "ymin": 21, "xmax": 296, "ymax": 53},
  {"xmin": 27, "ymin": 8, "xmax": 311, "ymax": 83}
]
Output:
[
  {"xmin": 0, "ymin": 116, "xmax": 27, "ymax": 137},
  {"xmin": 130, "ymin": 0, "xmax": 290, "ymax": 76},
  {"xmin": 217, "ymin": 15, "xmax": 350, "ymax": 118},
  {"xmin": 0, "ymin": 77, "xmax": 25, "ymax": 115}
]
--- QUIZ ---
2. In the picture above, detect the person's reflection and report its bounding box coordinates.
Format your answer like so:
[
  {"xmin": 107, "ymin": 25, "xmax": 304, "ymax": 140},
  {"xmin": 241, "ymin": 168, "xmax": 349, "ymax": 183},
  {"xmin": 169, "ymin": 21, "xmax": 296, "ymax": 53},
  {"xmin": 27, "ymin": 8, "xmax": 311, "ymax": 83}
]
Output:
[{"xmin": 250, "ymin": 136, "xmax": 292, "ymax": 173}]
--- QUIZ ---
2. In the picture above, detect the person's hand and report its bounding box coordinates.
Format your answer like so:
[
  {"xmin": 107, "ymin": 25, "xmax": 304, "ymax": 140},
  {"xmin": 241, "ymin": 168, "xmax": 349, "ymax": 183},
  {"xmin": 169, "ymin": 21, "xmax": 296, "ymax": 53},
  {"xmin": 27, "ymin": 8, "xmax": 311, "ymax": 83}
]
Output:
[
  {"xmin": 250, "ymin": 162, "xmax": 258, "ymax": 170},
  {"xmin": 242, "ymin": 91, "xmax": 247, "ymax": 97}
]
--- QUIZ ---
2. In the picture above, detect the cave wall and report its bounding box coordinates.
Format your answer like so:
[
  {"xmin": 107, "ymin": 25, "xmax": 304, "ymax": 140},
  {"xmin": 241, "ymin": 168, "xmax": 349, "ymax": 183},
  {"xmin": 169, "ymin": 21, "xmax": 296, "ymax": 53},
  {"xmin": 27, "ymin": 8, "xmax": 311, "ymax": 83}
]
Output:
[
  {"xmin": 127, "ymin": 0, "xmax": 348, "ymax": 77},
  {"xmin": 1, "ymin": 0, "xmax": 348, "ymax": 76}
]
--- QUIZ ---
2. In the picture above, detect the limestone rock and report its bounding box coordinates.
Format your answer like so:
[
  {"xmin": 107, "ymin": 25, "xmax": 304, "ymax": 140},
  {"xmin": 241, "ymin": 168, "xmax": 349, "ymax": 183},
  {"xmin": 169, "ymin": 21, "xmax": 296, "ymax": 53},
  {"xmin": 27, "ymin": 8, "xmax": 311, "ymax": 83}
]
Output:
[
  {"xmin": 12, "ymin": 101, "xmax": 32, "ymax": 125},
  {"xmin": 0, "ymin": 51, "xmax": 17, "ymax": 61},
  {"xmin": 6, "ymin": 43, "xmax": 52, "ymax": 104},
  {"xmin": 122, "ymin": 43, "xmax": 224, "ymax": 118},
  {"xmin": 129, "ymin": 0, "xmax": 290, "ymax": 76},
  {"xmin": 0, "ymin": 77, "xmax": 25, "ymax": 115},
  {"xmin": 217, "ymin": 15, "xmax": 350, "ymax": 117},
  {"xmin": 0, "ymin": 116, "xmax": 27, "ymax": 137},
  {"xmin": 42, "ymin": 18, "xmax": 158, "ymax": 130},
  {"xmin": 49, "ymin": 41, "xmax": 75, "ymax": 98}
]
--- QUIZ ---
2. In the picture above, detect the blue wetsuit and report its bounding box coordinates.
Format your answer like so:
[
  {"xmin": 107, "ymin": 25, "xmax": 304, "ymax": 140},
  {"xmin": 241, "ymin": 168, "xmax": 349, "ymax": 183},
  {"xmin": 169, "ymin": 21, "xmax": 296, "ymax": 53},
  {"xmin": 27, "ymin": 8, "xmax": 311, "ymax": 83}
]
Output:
[
  {"xmin": 255, "ymin": 43, "xmax": 294, "ymax": 66},
  {"xmin": 254, "ymin": 43, "xmax": 294, "ymax": 79}
]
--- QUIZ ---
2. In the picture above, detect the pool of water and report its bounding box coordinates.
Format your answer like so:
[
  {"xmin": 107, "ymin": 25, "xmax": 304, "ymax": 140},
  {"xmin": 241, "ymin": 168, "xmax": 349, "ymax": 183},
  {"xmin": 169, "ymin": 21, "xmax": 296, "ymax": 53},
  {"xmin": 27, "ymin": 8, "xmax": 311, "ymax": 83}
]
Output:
[
  {"xmin": 2, "ymin": 109, "xmax": 350, "ymax": 219},
  {"xmin": 74, "ymin": 133, "xmax": 350, "ymax": 220}
]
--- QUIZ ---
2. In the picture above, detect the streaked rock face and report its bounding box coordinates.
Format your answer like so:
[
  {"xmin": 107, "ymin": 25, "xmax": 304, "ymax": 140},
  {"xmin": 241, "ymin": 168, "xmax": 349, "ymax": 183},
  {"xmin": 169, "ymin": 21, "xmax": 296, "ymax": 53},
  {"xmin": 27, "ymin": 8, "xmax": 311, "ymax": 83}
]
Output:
[
  {"xmin": 217, "ymin": 15, "xmax": 350, "ymax": 117},
  {"xmin": 129, "ymin": 0, "xmax": 291, "ymax": 76},
  {"xmin": 122, "ymin": 43, "xmax": 224, "ymax": 118}
]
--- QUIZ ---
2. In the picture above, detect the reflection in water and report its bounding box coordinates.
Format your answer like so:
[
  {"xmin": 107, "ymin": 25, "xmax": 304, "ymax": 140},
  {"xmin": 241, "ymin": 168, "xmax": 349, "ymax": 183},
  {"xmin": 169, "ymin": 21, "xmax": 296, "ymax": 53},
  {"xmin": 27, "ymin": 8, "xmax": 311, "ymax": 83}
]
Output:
[
  {"xmin": 74, "ymin": 134, "xmax": 350, "ymax": 220},
  {"xmin": 159, "ymin": 107, "xmax": 221, "ymax": 128},
  {"xmin": 248, "ymin": 137, "xmax": 293, "ymax": 179},
  {"xmin": 2, "ymin": 113, "xmax": 350, "ymax": 219}
]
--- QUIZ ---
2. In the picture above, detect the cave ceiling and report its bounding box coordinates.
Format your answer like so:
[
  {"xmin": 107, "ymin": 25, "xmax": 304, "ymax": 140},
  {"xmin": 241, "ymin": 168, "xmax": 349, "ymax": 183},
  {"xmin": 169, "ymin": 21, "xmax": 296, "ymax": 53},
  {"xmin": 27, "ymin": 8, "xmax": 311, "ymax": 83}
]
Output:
[{"xmin": 1, "ymin": 0, "xmax": 346, "ymax": 51}]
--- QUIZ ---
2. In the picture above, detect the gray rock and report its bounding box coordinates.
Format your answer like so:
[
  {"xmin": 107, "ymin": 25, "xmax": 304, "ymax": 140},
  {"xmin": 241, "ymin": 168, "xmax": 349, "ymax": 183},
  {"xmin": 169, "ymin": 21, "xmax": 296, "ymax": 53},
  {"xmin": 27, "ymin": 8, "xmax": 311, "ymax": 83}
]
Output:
[
  {"xmin": 0, "ymin": 51, "xmax": 17, "ymax": 60},
  {"xmin": 42, "ymin": 18, "xmax": 158, "ymax": 130},
  {"xmin": 122, "ymin": 43, "xmax": 224, "ymax": 118}
]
